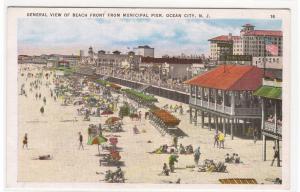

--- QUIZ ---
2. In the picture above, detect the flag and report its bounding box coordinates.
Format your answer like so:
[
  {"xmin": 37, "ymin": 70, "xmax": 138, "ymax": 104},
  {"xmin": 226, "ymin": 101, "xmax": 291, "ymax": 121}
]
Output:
[{"xmin": 265, "ymin": 39, "xmax": 278, "ymax": 56}]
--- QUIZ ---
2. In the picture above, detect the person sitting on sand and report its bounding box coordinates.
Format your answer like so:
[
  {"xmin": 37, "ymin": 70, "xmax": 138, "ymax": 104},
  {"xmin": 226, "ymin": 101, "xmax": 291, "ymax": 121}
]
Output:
[
  {"xmin": 179, "ymin": 144, "xmax": 186, "ymax": 154},
  {"xmin": 33, "ymin": 154, "xmax": 52, "ymax": 160},
  {"xmin": 162, "ymin": 163, "xmax": 170, "ymax": 176},
  {"xmin": 225, "ymin": 153, "xmax": 230, "ymax": 163},
  {"xmin": 235, "ymin": 154, "xmax": 240, "ymax": 164},
  {"xmin": 151, "ymin": 145, "xmax": 164, "ymax": 154},
  {"xmin": 162, "ymin": 144, "xmax": 168, "ymax": 153},
  {"xmin": 230, "ymin": 153, "xmax": 236, "ymax": 162},
  {"xmin": 185, "ymin": 145, "xmax": 193, "ymax": 154},
  {"xmin": 133, "ymin": 125, "xmax": 140, "ymax": 134}
]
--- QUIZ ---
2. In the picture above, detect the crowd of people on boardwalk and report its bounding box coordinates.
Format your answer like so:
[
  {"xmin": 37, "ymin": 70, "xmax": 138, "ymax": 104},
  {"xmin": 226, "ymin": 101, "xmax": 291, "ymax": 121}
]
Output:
[{"xmin": 99, "ymin": 66, "xmax": 189, "ymax": 93}]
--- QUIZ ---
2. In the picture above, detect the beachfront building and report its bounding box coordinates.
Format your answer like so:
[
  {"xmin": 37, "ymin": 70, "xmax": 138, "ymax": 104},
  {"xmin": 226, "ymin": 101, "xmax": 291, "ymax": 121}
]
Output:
[
  {"xmin": 185, "ymin": 64, "xmax": 268, "ymax": 139},
  {"xmin": 133, "ymin": 45, "xmax": 155, "ymax": 57},
  {"xmin": 209, "ymin": 24, "xmax": 282, "ymax": 64},
  {"xmin": 208, "ymin": 33, "xmax": 237, "ymax": 61},
  {"xmin": 61, "ymin": 55, "xmax": 80, "ymax": 66},
  {"xmin": 140, "ymin": 57, "xmax": 203, "ymax": 80},
  {"xmin": 96, "ymin": 50, "xmax": 141, "ymax": 75},
  {"xmin": 58, "ymin": 60, "xmax": 70, "ymax": 68},
  {"xmin": 253, "ymin": 78, "xmax": 282, "ymax": 163}
]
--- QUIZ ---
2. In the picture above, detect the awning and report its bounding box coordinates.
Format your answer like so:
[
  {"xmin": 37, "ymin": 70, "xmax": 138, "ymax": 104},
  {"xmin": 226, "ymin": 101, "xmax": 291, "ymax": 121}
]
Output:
[{"xmin": 253, "ymin": 85, "xmax": 282, "ymax": 100}]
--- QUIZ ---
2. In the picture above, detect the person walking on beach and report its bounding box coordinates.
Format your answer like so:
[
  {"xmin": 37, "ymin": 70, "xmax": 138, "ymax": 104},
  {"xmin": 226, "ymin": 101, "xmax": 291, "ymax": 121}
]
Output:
[
  {"xmin": 173, "ymin": 136, "xmax": 178, "ymax": 149},
  {"xmin": 138, "ymin": 111, "xmax": 142, "ymax": 121},
  {"xmin": 162, "ymin": 163, "xmax": 170, "ymax": 176},
  {"xmin": 213, "ymin": 132, "xmax": 219, "ymax": 148},
  {"xmin": 168, "ymin": 154, "xmax": 178, "ymax": 173},
  {"xmin": 194, "ymin": 147, "xmax": 201, "ymax": 166},
  {"xmin": 40, "ymin": 106, "xmax": 44, "ymax": 115},
  {"xmin": 78, "ymin": 132, "xmax": 84, "ymax": 150},
  {"xmin": 218, "ymin": 132, "xmax": 225, "ymax": 149},
  {"xmin": 23, "ymin": 133, "xmax": 28, "ymax": 149},
  {"xmin": 43, "ymin": 97, "xmax": 47, "ymax": 105},
  {"xmin": 253, "ymin": 128, "xmax": 258, "ymax": 144},
  {"xmin": 271, "ymin": 146, "xmax": 280, "ymax": 167}
]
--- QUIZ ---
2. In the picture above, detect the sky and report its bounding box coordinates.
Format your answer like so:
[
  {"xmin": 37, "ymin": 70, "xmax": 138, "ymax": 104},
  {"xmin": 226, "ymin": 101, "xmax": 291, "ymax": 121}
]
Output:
[{"xmin": 18, "ymin": 18, "xmax": 282, "ymax": 57}]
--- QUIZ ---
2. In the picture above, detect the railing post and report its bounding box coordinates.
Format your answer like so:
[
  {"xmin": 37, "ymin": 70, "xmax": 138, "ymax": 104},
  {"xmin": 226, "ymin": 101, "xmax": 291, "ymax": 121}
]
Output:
[
  {"xmin": 189, "ymin": 85, "xmax": 192, "ymax": 104},
  {"xmin": 222, "ymin": 90, "xmax": 225, "ymax": 112},
  {"xmin": 262, "ymin": 134, "xmax": 266, "ymax": 161},
  {"xmin": 231, "ymin": 91, "xmax": 235, "ymax": 115},
  {"xmin": 201, "ymin": 87, "xmax": 204, "ymax": 106},
  {"xmin": 208, "ymin": 88, "xmax": 210, "ymax": 108},
  {"xmin": 189, "ymin": 106, "xmax": 193, "ymax": 124},
  {"xmin": 230, "ymin": 118, "xmax": 234, "ymax": 140},
  {"xmin": 214, "ymin": 89, "xmax": 217, "ymax": 110},
  {"xmin": 195, "ymin": 86, "xmax": 198, "ymax": 105}
]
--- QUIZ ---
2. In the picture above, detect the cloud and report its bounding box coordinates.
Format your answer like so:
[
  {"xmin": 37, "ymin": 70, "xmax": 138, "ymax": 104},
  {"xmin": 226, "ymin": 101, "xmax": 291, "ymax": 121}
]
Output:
[{"xmin": 18, "ymin": 18, "xmax": 281, "ymax": 56}]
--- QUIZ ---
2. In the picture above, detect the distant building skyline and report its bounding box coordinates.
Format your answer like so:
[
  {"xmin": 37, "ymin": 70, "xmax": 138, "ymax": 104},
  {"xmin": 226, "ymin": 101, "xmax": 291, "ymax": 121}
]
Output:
[{"xmin": 18, "ymin": 18, "xmax": 281, "ymax": 57}]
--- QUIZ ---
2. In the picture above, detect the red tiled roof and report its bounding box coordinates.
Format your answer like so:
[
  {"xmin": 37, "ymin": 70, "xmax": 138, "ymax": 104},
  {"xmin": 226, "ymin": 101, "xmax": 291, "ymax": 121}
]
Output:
[
  {"xmin": 141, "ymin": 57, "xmax": 202, "ymax": 65},
  {"xmin": 185, "ymin": 65, "xmax": 271, "ymax": 91},
  {"xmin": 208, "ymin": 35, "xmax": 240, "ymax": 41},
  {"xmin": 243, "ymin": 30, "xmax": 282, "ymax": 37}
]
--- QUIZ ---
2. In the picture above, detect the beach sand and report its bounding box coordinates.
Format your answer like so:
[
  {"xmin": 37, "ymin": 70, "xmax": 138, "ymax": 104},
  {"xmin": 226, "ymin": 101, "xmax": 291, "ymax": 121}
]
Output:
[{"xmin": 17, "ymin": 64, "xmax": 281, "ymax": 184}]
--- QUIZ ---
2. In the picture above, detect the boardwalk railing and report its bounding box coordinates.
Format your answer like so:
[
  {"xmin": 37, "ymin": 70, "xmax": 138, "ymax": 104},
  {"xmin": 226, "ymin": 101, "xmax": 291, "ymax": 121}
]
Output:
[{"xmin": 190, "ymin": 97, "xmax": 261, "ymax": 116}]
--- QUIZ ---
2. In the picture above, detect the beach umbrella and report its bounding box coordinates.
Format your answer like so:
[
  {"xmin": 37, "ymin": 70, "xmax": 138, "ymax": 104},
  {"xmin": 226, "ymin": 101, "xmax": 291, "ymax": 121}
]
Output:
[
  {"xmin": 91, "ymin": 135, "xmax": 107, "ymax": 145},
  {"xmin": 105, "ymin": 117, "xmax": 121, "ymax": 125},
  {"xmin": 88, "ymin": 135, "xmax": 108, "ymax": 155}
]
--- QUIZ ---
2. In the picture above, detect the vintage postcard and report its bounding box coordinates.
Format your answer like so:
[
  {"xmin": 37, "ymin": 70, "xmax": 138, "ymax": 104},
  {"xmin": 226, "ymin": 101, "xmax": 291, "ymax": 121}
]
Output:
[{"xmin": 5, "ymin": 7, "xmax": 291, "ymax": 190}]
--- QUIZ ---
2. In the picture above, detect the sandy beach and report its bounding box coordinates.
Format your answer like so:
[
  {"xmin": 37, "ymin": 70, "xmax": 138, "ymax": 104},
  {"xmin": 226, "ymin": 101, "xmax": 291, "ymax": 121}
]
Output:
[{"xmin": 17, "ymin": 64, "xmax": 281, "ymax": 184}]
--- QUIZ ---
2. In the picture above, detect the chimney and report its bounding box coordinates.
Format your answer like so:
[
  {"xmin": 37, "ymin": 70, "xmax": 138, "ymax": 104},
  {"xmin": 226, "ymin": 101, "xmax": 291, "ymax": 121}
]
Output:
[{"xmin": 228, "ymin": 33, "xmax": 232, "ymax": 40}]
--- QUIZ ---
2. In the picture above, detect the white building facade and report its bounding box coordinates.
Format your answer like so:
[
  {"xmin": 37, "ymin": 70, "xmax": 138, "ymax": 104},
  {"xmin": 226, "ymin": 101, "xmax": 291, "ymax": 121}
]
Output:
[
  {"xmin": 133, "ymin": 45, "xmax": 154, "ymax": 57},
  {"xmin": 209, "ymin": 24, "xmax": 282, "ymax": 62}
]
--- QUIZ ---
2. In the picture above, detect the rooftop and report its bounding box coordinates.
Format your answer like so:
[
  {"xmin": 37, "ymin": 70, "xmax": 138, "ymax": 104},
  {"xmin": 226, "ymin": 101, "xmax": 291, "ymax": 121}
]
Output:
[
  {"xmin": 208, "ymin": 35, "xmax": 241, "ymax": 42},
  {"xmin": 141, "ymin": 57, "xmax": 202, "ymax": 65},
  {"xmin": 185, "ymin": 64, "xmax": 273, "ymax": 91},
  {"xmin": 243, "ymin": 30, "xmax": 282, "ymax": 37}
]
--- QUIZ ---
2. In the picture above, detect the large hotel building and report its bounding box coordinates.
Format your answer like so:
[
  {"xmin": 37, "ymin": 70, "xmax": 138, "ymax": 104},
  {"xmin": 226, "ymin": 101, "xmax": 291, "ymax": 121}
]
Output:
[{"xmin": 209, "ymin": 24, "xmax": 282, "ymax": 61}]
